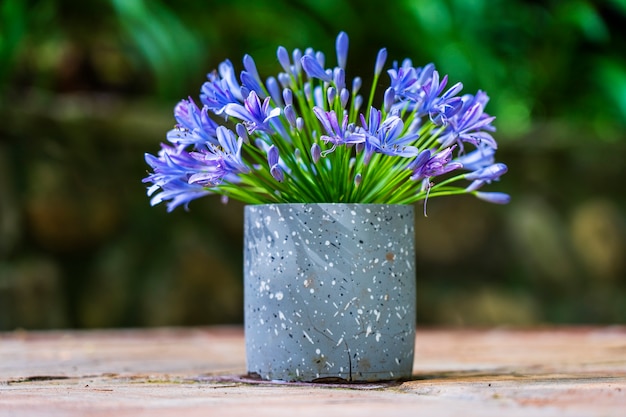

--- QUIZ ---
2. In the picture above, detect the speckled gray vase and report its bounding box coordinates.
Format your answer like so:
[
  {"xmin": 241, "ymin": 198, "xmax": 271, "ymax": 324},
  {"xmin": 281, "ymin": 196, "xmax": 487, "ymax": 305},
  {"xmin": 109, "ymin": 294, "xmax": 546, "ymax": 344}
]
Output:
[{"xmin": 243, "ymin": 203, "xmax": 416, "ymax": 382}]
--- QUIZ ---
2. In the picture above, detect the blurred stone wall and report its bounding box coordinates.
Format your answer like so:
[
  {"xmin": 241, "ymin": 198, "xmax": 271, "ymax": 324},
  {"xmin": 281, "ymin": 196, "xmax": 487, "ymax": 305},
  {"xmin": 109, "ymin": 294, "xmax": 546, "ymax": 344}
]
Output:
[
  {"xmin": 1, "ymin": 93, "xmax": 624, "ymax": 329},
  {"xmin": 2, "ymin": 0, "xmax": 625, "ymax": 329}
]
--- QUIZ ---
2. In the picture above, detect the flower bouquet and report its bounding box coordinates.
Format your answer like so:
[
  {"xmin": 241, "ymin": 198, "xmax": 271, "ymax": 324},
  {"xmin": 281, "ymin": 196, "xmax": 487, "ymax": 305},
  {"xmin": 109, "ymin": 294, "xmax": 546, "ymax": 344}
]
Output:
[{"xmin": 143, "ymin": 32, "xmax": 509, "ymax": 212}]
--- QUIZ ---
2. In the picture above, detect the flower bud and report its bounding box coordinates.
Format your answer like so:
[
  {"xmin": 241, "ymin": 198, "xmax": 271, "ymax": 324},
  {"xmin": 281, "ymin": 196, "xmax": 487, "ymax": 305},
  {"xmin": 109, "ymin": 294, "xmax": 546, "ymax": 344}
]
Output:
[
  {"xmin": 265, "ymin": 76, "xmax": 283, "ymax": 107},
  {"xmin": 340, "ymin": 88, "xmax": 350, "ymax": 109},
  {"xmin": 282, "ymin": 88, "xmax": 293, "ymax": 106},
  {"xmin": 270, "ymin": 165, "xmax": 284, "ymax": 182},
  {"xmin": 292, "ymin": 48, "xmax": 303, "ymax": 74},
  {"xmin": 277, "ymin": 72, "xmax": 291, "ymax": 88},
  {"xmin": 374, "ymin": 48, "xmax": 387, "ymax": 77},
  {"xmin": 311, "ymin": 143, "xmax": 321, "ymax": 164},
  {"xmin": 327, "ymin": 87, "xmax": 337, "ymax": 106},
  {"xmin": 352, "ymin": 76, "xmax": 362, "ymax": 94},
  {"xmin": 243, "ymin": 54, "xmax": 261, "ymax": 84},
  {"xmin": 465, "ymin": 163, "xmax": 508, "ymax": 181},
  {"xmin": 475, "ymin": 191, "xmax": 511, "ymax": 204},
  {"xmin": 335, "ymin": 31, "xmax": 349, "ymax": 69},
  {"xmin": 284, "ymin": 104, "xmax": 297, "ymax": 127},
  {"xmin": 316, "ymin": 51, "xmax": 325, "ymax": 68},
  {"xmin": 302, "ymin": 55, "xmax": 332, "ymax": 82},
  {"xmin": 384, "ymin": 87, "xmax": 395, "ymax": 113},
  {"xmin": 236, "ymin": 123, "xmax": 249, "ymax": 144},
  {"xmin": 353, "ymin": 95, "xmax": 363, "ymax": 113},
  {"xmin": 277, "ymin": 46, "xmax": 291, "ymax": 73},
  {"xmin": 333, "ymin": 67, "xmax": 345, "ymax": 90}
]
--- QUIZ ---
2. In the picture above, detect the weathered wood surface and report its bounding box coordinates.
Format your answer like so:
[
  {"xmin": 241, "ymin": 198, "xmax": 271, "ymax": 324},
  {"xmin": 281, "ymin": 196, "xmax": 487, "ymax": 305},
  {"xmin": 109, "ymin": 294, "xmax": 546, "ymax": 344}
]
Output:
[{"xmin": 1, "ymin": 327, "xmax": 625, "ymax": 416}]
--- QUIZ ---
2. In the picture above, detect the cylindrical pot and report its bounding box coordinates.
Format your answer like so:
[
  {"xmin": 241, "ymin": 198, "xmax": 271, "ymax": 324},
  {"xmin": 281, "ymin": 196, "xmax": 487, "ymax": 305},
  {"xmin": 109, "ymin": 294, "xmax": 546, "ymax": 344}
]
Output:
[{"xmin": 243, "ymin": 203, "xmax": 415, "ymax": 382}]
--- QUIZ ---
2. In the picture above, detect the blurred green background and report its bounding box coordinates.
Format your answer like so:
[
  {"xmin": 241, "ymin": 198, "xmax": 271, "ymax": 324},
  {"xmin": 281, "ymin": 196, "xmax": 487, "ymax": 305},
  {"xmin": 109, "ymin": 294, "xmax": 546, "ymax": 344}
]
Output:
[{"xmin": 1, "ymin": 0, "xmax": 625, "ymax": 330}]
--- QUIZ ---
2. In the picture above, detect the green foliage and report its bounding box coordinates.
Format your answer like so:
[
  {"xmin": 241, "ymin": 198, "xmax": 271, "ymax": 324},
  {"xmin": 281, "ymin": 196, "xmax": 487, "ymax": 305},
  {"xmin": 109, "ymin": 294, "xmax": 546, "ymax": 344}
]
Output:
[
  {"xmin": 2, "ymin": 0, "xmax": 625, "ymax": 134},
  {"xmin": 2, "ymin": 0, "xmax": 626, "ymax": 329}
]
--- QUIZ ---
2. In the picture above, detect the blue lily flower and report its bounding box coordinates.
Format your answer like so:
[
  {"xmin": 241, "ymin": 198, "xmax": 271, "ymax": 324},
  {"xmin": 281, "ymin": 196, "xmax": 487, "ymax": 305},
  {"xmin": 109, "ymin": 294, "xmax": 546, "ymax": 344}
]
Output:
[{"xmin": 225, "ymin": 91, "xmax": 281, "ymax": 134}]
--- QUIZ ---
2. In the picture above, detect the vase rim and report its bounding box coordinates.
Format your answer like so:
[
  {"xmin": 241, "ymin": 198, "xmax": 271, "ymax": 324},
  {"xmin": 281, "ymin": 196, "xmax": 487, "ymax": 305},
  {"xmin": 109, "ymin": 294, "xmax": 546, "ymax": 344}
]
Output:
[{"xmin": 245, "ymin": 203, "xmax": 414, "ymax": 207}]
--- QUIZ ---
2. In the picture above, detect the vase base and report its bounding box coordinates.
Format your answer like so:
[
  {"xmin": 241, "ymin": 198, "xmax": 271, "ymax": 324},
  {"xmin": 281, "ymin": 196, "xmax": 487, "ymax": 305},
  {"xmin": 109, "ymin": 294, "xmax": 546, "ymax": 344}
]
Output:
[{"xmin": 246, "ymin": 369, "xmax": 412, "ymax": 384}]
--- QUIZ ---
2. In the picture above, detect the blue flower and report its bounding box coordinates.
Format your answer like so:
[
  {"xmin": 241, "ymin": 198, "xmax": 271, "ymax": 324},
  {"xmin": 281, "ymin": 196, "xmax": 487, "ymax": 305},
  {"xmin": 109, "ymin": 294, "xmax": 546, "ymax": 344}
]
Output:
[
  {"xmin": 454, "ymin": 145, "xmax": 495, "ymax": 171},
  {"xmin": 147, "ymin": 178, "xmax": 212, "ymax": 212},
  {"xmin": 360, "ymin": 108, "xmax": 419, "ymax": 161},
  {"xmin": 225, "ymin": 91, "xmax": 281, "ymax": 134},
  {"xmin": 188, "ymin": 126, "xmax": 249, "ymax": 186},
  {"xmin": 200, "ymin": 60, "xmax": 243, "ymax": 114},
  {"xmin": 439, "ymin": 91, "xmax": 497, "ymax": 150},
  {"xmin": 465, "ymin": 163, "xmax": 508, "ymax": 181},
  {"xmin": 313, "ymin": 107, "xmax": 365, "ymax": 154},
  {"xmin": 143, "ymin": 144, "xmax": 213, "ymax": 212},
  {"xmin": 464, "ymin": 163, "xmax": 508, "ymax": 192},
  {"xmin": 409, "ymin": 146, "xmax": 463, "ymax": 182},
  {"xmin": 167, "ymin": 98, "xmax": 219, "ymax": 147}
]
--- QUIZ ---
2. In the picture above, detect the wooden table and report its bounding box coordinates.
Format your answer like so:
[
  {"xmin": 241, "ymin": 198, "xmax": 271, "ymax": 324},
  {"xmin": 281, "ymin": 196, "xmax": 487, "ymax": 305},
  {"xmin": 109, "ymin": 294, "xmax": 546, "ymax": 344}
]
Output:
[{"xmin": 1, "ymin": 327, "xmax": 625, "ymax": 416}]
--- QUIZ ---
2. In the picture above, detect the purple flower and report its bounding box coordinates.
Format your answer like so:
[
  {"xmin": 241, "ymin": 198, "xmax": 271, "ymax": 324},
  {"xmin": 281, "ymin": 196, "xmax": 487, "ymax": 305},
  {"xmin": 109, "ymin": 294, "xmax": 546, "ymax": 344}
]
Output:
[
  {"xmin": 388, "ymin": 62, "xmax": 435, "ymax": 104},
  {"xmin": 312, "ymin": 107, "xmax": 365, "ymax": 154},
  {"xmin": 199, "ymin": 60, "xmax": 243, "ymax": 114},
  {"xmin": 464, "ymin": 163, "xmax": 507, "ymax": 192},
  {"xmin": 409, "ymin": 146, "xmax": 463, "ymax": 182},
  {"xmin": 225, "ymin": 90, "xmax": 281, "ymax": 134},
  {"xmin": 147, "ymin": 179, "xmax": 211, "ymax": 212},
  {"xmin": 388, "ymin": 65, "xmax": 417, "ymax": 100},
  {"xmin": 240, "ymin": 71, "xmax": 266, "ymax": 98},
  {"xmin": 439, "ymin": 91, "xmax": 497, "ymax": 150},
  {"xmin": 419, "ymin": 72, "xmax": 464, "ymax": 122},
  {"xmin": 143, "ymin": 144, "xmax": 213, "ymax": 212},
  {"xmin": 144, "ymin": 32, "xmax": 508, "ymax": 210},
  {"xmin": 167, "ymin": 98, "xmax": 219, "ymax": 147},
  {"xmin": 360, "ymin": 108, "xmax": 419, "ymax": 161},
  {"xmin": 187, "ymin": 126, "xmax": 249, "ymax": 186}
]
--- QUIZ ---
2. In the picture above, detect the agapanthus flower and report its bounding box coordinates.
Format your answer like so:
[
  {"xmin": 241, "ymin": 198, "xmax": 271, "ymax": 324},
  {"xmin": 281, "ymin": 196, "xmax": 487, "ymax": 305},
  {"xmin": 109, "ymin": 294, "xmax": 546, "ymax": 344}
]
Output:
[
  {"xmin": 409, "ymin": 146, "xmax": 463, "ymax": 183},
  {"xmin": 143, "ymin": 31, "xmax": 509, "ymax": 211},
  {"xmin": 199, "ymin": 60, "xmax": 243, "ymax": 114},
  {"xmin": 360, "ymin": 108, "xmax": 419, "ymax": 162},
  {"xmin": 224, "ymin": 91, "xmax": 281, "ymax": 134},
  {"xmin": 313, "ymin": 108, "xmax": 365, "ymax": 154}
]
